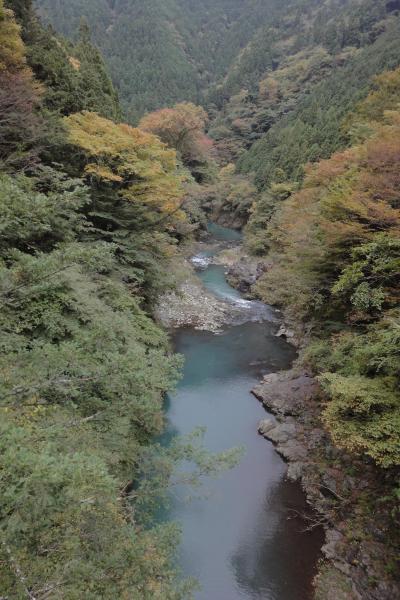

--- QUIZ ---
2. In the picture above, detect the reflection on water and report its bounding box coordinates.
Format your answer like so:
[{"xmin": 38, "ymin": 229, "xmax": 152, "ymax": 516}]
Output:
[
  {"xmin": 231, "ymin": 480, "xmax": 321, "ymax": 600},
  {"xmin": 163, "ymin": 225, "xmax": 323, "ymax": 599}
]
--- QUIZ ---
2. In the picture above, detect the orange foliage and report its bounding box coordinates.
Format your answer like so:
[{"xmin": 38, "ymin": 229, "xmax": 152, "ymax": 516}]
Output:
[
  {"xmin": 139, "ymin": 102, "xmax": 213, "ymax": 170},
  {"xmin": 256, "ymin": 108, "xmax": 400, "ymax": 319}
]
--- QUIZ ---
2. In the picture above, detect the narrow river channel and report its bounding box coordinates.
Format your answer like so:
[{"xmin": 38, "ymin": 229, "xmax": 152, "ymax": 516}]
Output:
[{"xmin": 165, "ymin": 224, "xmax": 323, "ymax": 600}]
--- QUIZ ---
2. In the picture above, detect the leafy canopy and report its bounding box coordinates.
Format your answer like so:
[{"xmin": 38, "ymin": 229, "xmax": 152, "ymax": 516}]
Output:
[{"xmin": 65, "ymin": 111, "xmax": 185, "ymax": 216}]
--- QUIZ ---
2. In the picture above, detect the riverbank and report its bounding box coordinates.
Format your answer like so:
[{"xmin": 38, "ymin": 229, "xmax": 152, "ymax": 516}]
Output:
[
  {"xmin": 155, "ymin": 270, "xmax": 229, "ymax": 332},
  {"xmin": 254, "ymin": 367, "xmax": 399, "ymax": 600},
  {"xmin": 157, "ymin": 227, "xmax": 399, "ymax": 599},
  {"xmin": 227, "ymin": 250, "xmax": 400, "ymax": 600}
]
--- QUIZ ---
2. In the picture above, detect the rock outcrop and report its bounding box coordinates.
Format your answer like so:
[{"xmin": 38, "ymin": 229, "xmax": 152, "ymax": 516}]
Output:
[
  {"xmin": 226, "ymin": 257, "xmax": 268, "ymax": 295},
  {"xmin": 253, "ymin": 369, "xmax": 400, "ymax": 600}
]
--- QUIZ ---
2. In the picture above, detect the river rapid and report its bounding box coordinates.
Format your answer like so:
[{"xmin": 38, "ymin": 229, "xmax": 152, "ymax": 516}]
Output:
[{"xmin": 164, "ymin": 224, "xmax": 323, "ymax": 600}]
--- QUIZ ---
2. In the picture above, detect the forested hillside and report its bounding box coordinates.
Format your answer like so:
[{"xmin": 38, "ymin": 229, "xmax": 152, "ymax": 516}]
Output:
[
  {"xmin": 206, "ymin": 0, "xmax": 400, "ymax": 595},
  {"xmin": 0, "ymin": 1, "xmax": 234, "ymax": 597},
  {"xmin": 251, "ymin": 64, "xmax": 400, "ymax": 599},
  {"xmin": 34, "ymin": 0, "xmax": 287, "ymax": 120}
]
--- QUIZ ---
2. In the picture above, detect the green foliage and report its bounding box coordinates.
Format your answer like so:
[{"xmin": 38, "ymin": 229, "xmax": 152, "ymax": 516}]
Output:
[
  {"xmin": 238, "ymin": 18, "xmax": 400, "ymax": 189},
  {"xmin": 3, "ymin": 0, "xmax": 400, "ymax": 592},
  {"xmin": 244, "ymin": 182, "xmax": 295, "ymax": 255},
  {"xmin": 320, "ymin": 373, "xmax": 400, "ymax": 468},
  {"xmin": 304, "ymin": 313, "xmax": 400, "ymax": 380},
  {"xmin": 23, "ymin": 16, "xmax": 120, "ymax": 119},
  {"xmin": 0, "ymin": 5, "xmax": 237, "ymax": 597},
  {"xmin": 188, "ymin": 163, "xmax": 258, "ymax": 229},
  {"xmin": 70, "ymin": 21, "xmax": 121, "ymax": 120},
  {"xmin": 254, "ymin": 73, "xmax": 400, "ymax": 470},
  {"xmin": 0, "ymin": 173, "xmax": 87, "ymax": 251},
  {"xmin": 0, "ymin": 171, "xmax": 182, "ymax": 596},
  {"xmin": 0, "ymin": 166, "xmax": 236, "ymax": 597},
  {"xmin": 34, "ymin": 0, "xmax": 290, "ymax": 120},
  {"xmin": 4, "ymin": 0, "xmax": 33, "ymax": 30},
  {"xmin": 304, "ymin": 310, "xmax": 400, "ymax": 467},
  {"xmin": 332, "ymin": 235, "xmax": 400, "ymax": 314},
  {"xmin": 60, "ymin": 110, "xmax": 188, "ymax": 301}
]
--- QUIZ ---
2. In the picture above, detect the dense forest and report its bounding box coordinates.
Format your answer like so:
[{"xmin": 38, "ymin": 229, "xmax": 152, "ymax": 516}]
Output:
[
  {"xmin": 0, "ymin": 1, "xmax": 236, "ymax": 597},
  {"xmin": 34, "ymin": 0, "xmax": 297, "ymax": 120},
  {"xmin": 1, "ymin": 0, "xmax": 400, "ymax": 598}
]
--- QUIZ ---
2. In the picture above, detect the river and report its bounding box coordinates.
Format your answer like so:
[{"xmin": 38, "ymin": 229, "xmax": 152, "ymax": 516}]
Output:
[{"xmin": 165, "ymin": 224, "xmax": 323, "ymax": 600}]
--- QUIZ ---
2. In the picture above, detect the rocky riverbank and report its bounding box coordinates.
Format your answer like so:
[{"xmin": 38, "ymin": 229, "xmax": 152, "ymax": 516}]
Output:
[
  {"xmin": 212, "ymin": 245, "xmax": 270, "ymax": 296},
  {"xmin": 253, "ymin": 369, "xmax": 399, "ymax": 600},
  {"xmin": 225, "ymin": 248, "xmax": 400, "ymax": 600},
  {"xmin": 159, "ymin": 240, "xmax": 399, "ymax": 600},
  {"xmin": 155, "ymin": 277, "xmax": 230, "ymax": 332},
  {"xmin": 155, "ymin": 242, "xmax": 276, "ymax": 332}
]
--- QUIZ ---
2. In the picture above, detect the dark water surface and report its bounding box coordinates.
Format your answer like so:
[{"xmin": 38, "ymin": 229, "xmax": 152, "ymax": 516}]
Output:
[{"xmin": 165, "ymin": 225, "xmax": 323, "ymax": 600}]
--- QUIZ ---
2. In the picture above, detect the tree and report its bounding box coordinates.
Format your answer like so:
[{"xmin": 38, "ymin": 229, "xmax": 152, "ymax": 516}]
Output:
[
  {"xmin": 0, "ymin": 1, "xmax": 49, "ymax": 172},
  {"xmin": 62, "ymin": 111, "xmax": 187, "ymax": 300},
  {"xmin": 0, "ymin": 172, "xmax": 236, "ymax": 599},
  {"xmin": 65, "ymin": 111, "xmax": 184, "ymax": 217},
  {"xmin": 72, "ymin": 18, "xmax": 120, "ymax": 120},
  {"xmin": 25, "ymin": 18, "xmax": 121, "ymax": 119},
  {"xmin": 0, "ymin": 0, "xmax": 26, "ymax": 72},
  {"xmin": 139, "ymin": 102, "xmax": 214, "ymax": 182},
  {"xmin": 4, "ymin": 0, "xmax": 33, "ymax": 33},
  {"xmin": 0, "ymin": 72, "xmax": 47, "ymax": 172}
]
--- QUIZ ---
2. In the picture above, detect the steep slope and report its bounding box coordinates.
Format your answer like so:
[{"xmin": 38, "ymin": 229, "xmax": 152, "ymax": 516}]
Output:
[
  {"xmin": 238, "ymin": 16, "xmax": 400, "ymax": 186},
  {"xmin": 208, "ymin": 0, "xmax": 400, "ymax": 160},
  {"xmin": 231, "ymin": 0, "xmax": 400, "ymax": 178},
  {"xmin": 251, "ymin": 67, "xmax": 400, "ymax": 599},
  {"xmin": 35, "ymin": 0, "xmax": 285, "ymax": 120},
  {"xmin": 0, "ymin": 2, "xmax": 236, "ymax": 597}
]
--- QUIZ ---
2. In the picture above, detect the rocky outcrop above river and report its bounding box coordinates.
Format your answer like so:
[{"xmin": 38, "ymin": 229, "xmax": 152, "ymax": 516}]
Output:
[
  {"xmin": 208, "ymin": 245, "xmax": 270, "ymax": 297},
  {"xmin": 226, "ymin": 256, "xmax": 269, "ymax": 295},
  {"xmin": 253, "ymin": 369, "xmax": 400, "ymax": 600}
]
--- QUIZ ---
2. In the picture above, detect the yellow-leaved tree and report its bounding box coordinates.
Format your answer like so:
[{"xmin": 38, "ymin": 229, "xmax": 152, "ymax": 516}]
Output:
[
  {"xmin": 65, "ymin": 111, "xmax": 185, "ymax": 218},
  {"xmin": 0, "ymin": 0, "xmax": 26, "ymax": 73},
  {"xmin": 63, "ymin": 111, "xmax": 188, "ymax": 299}
]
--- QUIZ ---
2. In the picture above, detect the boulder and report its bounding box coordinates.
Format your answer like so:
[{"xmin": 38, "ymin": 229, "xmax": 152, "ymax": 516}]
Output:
[
  {"xmin": 252, "ymin": 370, "xmax": 319, "ymax": 416},
  {"xmin": 275, "ymin": 324, "xmax": 295, "ymax": 340},
  {"xmin": 287, "ymin": 461, "xmax": 304, "ymax": 481},
  {"xmin": 258, "ymin": 418, "xmax": 275, "ymax": 436},
  {"xmin": 226, "ymin": 257, "xmax": 269, "ymax": 295}
]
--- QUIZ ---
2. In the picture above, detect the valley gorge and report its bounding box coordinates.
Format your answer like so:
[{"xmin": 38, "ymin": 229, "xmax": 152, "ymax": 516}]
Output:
[{"xmin": 1, "ymin": 1, "xmax": 399, "ymax": 598}]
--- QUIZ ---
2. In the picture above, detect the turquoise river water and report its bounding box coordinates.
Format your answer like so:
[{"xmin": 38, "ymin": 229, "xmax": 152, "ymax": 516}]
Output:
[{"xmin": 164, "ymin": 225, "xmax": 323, "ymax": 600}]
